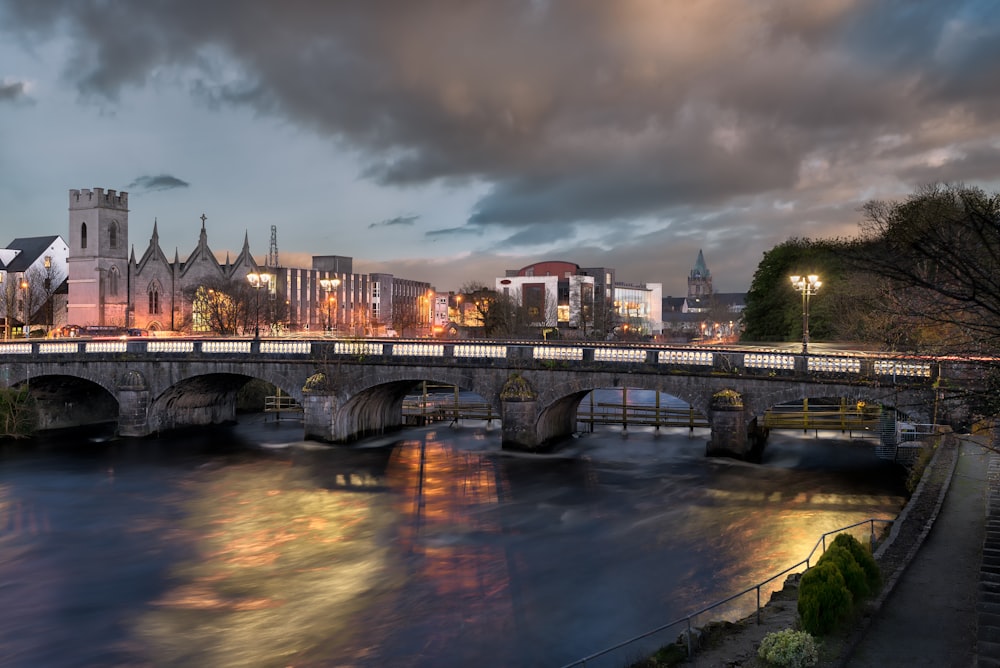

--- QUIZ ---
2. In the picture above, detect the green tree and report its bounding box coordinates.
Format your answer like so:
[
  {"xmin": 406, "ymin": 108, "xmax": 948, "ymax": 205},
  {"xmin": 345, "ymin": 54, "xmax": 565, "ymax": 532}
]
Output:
[{"xmin": 741, "ymin": 239, "xmax": 844, "ymax": 343}]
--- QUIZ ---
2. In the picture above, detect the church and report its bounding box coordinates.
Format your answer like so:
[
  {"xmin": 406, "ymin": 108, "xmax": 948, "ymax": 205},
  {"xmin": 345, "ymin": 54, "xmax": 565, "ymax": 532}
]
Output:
[
  {"xmin": 67, "ymin": 187, "xmax": 260, "ymax": 331},
  {"xmin": 65, "ymin": 187, "xmax": 430, "ymax": 335}
]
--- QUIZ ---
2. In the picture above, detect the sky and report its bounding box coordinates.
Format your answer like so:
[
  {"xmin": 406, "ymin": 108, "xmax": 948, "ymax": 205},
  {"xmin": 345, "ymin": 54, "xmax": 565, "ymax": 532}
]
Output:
[{"xmin": 2, "ymin": 1, "xmax": 1000, "ymax": 297}]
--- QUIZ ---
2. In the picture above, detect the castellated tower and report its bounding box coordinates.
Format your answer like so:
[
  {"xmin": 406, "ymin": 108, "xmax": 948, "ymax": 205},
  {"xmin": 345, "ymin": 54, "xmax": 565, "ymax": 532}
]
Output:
[{"xmin": 67, "ymin": 188, "xmax": 129, "ymax": 327}]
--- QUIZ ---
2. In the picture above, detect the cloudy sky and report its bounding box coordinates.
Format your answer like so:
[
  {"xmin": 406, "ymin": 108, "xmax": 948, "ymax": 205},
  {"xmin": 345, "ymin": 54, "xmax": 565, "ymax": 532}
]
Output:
[{"xmin": 2, "ymin": 1, "xmax": 999, "ymax": 296}]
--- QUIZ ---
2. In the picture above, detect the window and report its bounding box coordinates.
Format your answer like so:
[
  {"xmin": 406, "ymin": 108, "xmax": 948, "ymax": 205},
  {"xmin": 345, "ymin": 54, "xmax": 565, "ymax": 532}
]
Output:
[
  {"xmin": 81, "ymin": 223, "xmax": 88, "ymax": 249},
  {"xmin": 109, "ymin": 220, "xmax": 120, "ymax": 249},
  {"xmin": 108, "ymin": 266, "xmax": 120, "ymax": 296},
  {"xmin": 148, "ymin": 285, "xmax": 160, "ymax": 314}
]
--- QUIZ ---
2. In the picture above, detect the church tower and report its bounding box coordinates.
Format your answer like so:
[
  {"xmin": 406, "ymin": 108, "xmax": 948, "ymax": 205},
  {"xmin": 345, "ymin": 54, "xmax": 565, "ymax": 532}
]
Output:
[
  {"xmin": 67, "ymin": 188, "xmax": 129, "ymax": 326},
  {"xmin": 687, "ymin": 249, "xmax": 713, "ymax": 299}
]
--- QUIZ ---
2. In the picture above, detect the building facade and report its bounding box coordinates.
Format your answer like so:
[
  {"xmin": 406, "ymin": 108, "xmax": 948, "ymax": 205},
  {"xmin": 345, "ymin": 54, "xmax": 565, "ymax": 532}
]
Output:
[
  {"xmin": 0, "ymin": 235, "xmax": 69, "ymax": 336},
  {"xmin": 66, "ymin": 187, "xmax": 429, "ymax": 335}
]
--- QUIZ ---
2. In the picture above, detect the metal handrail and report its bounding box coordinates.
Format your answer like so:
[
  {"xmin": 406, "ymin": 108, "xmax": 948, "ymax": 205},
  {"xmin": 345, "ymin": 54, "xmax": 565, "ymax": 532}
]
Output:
[{"xmin": 558, "ymin": 518, "xmax": 893, "ymax": 668}]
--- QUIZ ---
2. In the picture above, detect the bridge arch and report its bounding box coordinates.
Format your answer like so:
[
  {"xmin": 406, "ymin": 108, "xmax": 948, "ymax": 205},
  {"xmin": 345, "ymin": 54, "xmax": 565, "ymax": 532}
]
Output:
[
  {"xmin": 321, "ymin": 367, "xmax": 503, "ymax": 442},
  {"xmin": 12, "ymin": 374, "xmax": 119, "ymax": 431},
  {"xmin": 147, "ymin": 371, "xmax": 310, "ymax": 434}
]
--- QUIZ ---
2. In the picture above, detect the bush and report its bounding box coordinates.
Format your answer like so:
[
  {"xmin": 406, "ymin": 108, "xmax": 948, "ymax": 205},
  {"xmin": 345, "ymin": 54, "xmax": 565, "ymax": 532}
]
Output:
[
  {"xmin": 757, "ymin": 628, "xmax": 819, "ymax": 668},
  {"xmin": 0, "ymin": 386, "xmax": 36, "ymax": 438},
  {"xmin": 831, "ymin": 533, "xmax": 881, "ymax": 594},
  {"xmin": 798, "ymin": 561, "xmax": 853, "ymax": 635},
  {"xmin": 818, "ymin": 544, "xmax": 870, "ymax": 601}
]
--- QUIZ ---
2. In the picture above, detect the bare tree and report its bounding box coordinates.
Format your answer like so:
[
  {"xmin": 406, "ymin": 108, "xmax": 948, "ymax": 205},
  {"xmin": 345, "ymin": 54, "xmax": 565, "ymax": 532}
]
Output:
[
  {"xmin": 184, "ymin": 276, "xmax": 255, "ymax": 335},
  {"xmin": 0, "ymin": 265, "xmax": 64, "ymax": 337},
  {"xmin": 847, "ymin": 184, "xmax": 1000, "ymax": 356},
  {"xmin": 843, "ymin": 183, "xmax": 1000, "ymax": 422}
]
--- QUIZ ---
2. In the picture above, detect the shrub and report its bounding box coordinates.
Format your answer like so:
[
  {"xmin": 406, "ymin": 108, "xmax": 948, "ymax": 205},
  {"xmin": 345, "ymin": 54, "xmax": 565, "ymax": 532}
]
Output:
[
  {"xmin": 757, "ymin": 628, "xmax": 819, "ymax": 668},
  {"xmin": 798, "ymin": 561, "xmax": 853, "ymax": 635},
  {"xmin": 818, "ymin": 544, "xmax": 870, "ymax": 601},
  {"xmin": 0, "ymin": 386, "xmax": 36, "ymax": 438},
  {"xmin": 831, "ymin": 533, "xmax": 881, "ymax": 594}
]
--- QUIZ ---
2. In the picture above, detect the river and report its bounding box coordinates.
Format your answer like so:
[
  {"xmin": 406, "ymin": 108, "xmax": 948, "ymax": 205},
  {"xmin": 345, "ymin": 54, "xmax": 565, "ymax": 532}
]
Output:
[{"xmin": 0, "ymin": 390, "xmax": 907, "ymax": 668}]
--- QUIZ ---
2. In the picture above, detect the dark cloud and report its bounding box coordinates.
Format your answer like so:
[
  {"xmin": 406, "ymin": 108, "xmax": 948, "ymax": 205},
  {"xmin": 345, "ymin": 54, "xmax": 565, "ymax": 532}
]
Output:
[
  {"xmin": 127, "ymin": 175, "xmax": 190, "ymax": 192},
  {"xmin": 368, "ymin": 214, "xmax": 419, "ymax": 229},
  {"xmin": 2, "ymin": 0, "xmax": 999, "ymax": 256},
  {"xmin": 0, "ymin": 80, "xmax": 27, "ymax": 103}
]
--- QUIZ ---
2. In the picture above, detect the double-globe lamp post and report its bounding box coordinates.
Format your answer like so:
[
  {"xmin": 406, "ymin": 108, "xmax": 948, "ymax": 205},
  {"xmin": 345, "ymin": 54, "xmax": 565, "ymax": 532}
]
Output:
[
  {"xmin": 789, "ymin": 274, "xmax": 821, "ymax": 354},
  {"xmin": 319, "ymin": 277, "xmax": 341, "ymax": 332},
  {"xmin": 246, "ymin": 272, "xmax": 272, "ymax": 340}
]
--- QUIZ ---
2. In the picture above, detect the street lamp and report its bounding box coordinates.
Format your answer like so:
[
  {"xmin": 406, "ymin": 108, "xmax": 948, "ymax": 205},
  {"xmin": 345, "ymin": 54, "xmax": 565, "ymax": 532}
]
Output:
[
  {"xmin": 789, "ymin": 274, "xmax": 821, "ymax": 354},
  {"xmin": 19, "ymin": 275, "xmax": 29, "ymax": 338},
  {"xmin": 246, "ymin": 271, "xmax": 271, "ymax": 339},
  {"xmin": 319, "ymin": 277, "xmax": 341, "ymax": 332},
  {"xmin": 43, "ymin": 256, "xmax": 52, "ymax": 333}
]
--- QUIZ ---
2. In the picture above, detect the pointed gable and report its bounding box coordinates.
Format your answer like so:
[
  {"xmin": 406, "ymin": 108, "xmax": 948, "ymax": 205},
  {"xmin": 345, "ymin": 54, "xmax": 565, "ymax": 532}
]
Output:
[{"xmin": 179, "ymin": 214, "xmax": 225, "ymax": 281}]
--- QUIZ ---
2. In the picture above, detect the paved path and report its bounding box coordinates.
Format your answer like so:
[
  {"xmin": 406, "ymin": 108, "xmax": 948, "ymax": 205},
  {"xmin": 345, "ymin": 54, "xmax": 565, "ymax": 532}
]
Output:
[{"xmin": 847, "ymin": 436, "xmax": 989, "ymax": 667}]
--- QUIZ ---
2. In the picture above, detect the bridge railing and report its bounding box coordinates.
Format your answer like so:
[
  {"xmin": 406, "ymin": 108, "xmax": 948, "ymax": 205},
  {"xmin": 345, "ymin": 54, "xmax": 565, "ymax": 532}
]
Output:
[{"xmin": 0, "ymin": 338, "xmax": 942, "ymax": 384}]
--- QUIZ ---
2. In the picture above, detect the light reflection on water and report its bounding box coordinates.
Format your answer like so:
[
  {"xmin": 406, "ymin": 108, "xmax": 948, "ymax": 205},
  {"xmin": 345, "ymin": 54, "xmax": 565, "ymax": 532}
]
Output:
[{"xmin": 0, "ymin": 413, "xmax": 907, "ymax": 668}]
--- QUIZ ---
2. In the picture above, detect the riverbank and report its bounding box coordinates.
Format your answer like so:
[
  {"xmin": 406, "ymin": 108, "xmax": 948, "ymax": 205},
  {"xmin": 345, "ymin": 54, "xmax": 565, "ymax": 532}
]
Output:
[{"xmin": 672, "ymin": 431, "xmax": 962, "ymax": 667}]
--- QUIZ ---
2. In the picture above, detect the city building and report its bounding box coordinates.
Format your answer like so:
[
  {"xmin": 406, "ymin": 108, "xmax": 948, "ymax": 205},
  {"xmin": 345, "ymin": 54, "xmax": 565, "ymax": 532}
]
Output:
[
  {"xmin": 65, "ymin": 187, "xmax": 430, "ymax": 335},
  {"xmin": 492, "ymin": 261, "xmax": 662, "ymax": 337},
  {"xmin": 0, "ymin": 235, "xmax": 69, "ymax": 336}
]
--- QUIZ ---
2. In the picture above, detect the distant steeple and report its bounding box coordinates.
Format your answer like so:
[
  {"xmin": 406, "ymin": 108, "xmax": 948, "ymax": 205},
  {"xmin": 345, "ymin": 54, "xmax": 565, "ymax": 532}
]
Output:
[
  {"xmin": 690, "ymin": 249, "xmax": 710, "ymax": 279},
  {"xmin": 687, "ymin": 249, "xmax": 713, "ymax": 299}
]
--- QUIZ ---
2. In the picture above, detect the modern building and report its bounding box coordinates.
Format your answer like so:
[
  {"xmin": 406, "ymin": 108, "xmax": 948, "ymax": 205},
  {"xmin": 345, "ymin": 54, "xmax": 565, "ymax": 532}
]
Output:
[{"xmin": 492, "ymin": 260, "xmax": 662, "ymax": 337}]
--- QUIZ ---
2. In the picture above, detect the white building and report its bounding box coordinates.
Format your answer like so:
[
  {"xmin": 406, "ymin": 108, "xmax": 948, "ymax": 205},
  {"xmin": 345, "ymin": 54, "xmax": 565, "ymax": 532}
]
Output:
[{"xmin": 0, "ymin": 235, "xmax": 69, "ymax": 336}]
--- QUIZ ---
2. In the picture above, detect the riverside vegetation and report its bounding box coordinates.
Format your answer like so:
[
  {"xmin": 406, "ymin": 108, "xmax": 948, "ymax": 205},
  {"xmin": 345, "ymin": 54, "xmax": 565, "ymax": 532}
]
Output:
[{"xmin": 634, "ymin": 436, "xmax": 948, "ymax": 668}]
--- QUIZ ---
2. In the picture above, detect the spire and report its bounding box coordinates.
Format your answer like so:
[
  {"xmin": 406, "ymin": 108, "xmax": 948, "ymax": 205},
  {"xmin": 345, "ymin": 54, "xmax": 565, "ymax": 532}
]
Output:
[
  {"xmin": 225, "ymin": 252, "xmax": 231, "ymax": 267},
  {"xmin": 691, "ymin": 249, "xmax": 710, "ymax": 279},
  {"xmin": 152, "ymin": 218, "xmax": 159, "ymax": 242},
  {"xmin": 242, "ymin": 230, "xmax": 250, "ymax": 253},
  {"xmin": 129, "ymin": 245, "xmax": 136, "ymax": 264}
]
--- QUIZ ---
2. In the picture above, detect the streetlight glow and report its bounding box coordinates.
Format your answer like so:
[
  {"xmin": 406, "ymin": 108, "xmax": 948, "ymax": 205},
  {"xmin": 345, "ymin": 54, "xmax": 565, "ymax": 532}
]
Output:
[
  {"xmin": 789, "ymin": 274, "xmax": 821, "ymax": 354},
  {"xmin": 319, "ymin": 277, "xmax": 341, "ymax": 332},
  {"xmin": 247, "ymin": 271, "xmax": 272, "ymax": 340}
]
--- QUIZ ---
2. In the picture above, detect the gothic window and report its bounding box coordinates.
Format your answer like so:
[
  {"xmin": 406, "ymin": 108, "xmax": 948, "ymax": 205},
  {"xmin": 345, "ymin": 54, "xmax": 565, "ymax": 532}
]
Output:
[
  {"xmin": 109, "ymin": 220, "xmax": 120, "ymax": 249},
  {"xmin": 108, "ymin": 266, "xmax": 120, "ymax": 296},
  {"xmin": 81, "ymin": 223, "xmax": 87, "ymax": 249},
  {"xmin": 148, "ymin": 286, "xmax": 160, "ymax": 314}
]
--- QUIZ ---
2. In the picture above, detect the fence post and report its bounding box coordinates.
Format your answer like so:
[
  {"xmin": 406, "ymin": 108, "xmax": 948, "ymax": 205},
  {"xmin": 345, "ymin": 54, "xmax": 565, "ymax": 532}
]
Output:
[{"xmin": 756, "ymin": 585, "xmax": 762, "ymax": 625}]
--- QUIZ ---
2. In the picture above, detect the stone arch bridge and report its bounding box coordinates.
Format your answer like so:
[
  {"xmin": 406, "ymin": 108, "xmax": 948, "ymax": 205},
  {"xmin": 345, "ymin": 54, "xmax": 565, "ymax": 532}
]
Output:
[{"xmin": 0, "ymin": 338, "xmax": 963, "ymax": 458}]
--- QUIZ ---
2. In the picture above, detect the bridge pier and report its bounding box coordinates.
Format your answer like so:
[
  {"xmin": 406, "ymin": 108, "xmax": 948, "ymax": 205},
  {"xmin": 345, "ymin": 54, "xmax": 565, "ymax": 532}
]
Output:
[
  {"xmin": 706, "ymin": 389, "xmax": 768, "ymax": 461},
  {"xmin": 501, "ymin": 397, "xmax": 542, "ymax": 451},
  {"xmin": 500, "ymin": 373, "xmax": 547, "ymax": 451},
  {"xmin": 117, "ymin": 370, "xmax": 152, "ymax": 437},
  {"xmin": 302, "ymin": 373, "xmax": 342, "ymax": 442}
]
